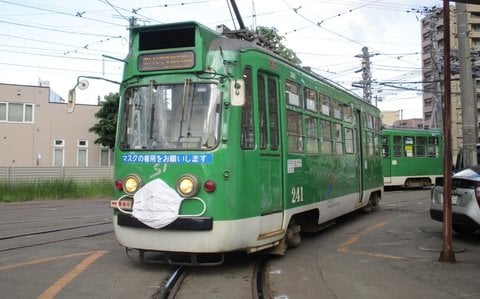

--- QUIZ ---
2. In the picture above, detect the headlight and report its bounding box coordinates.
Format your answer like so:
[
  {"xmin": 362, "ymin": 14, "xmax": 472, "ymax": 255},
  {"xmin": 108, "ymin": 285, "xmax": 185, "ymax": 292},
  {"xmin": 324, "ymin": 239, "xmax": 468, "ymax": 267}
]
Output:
[
  {"xmin": 176, "ymin": 174, "xmax": 200, "ymax": 197},
  {"xmin": 123, "ymin": 175, "xmax": 140, "ymax": 194}
]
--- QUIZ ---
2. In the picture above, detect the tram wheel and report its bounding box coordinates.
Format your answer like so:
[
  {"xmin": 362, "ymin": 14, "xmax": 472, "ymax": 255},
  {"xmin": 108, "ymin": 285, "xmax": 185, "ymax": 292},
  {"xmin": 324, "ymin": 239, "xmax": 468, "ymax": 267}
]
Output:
[{"xmin": 363, "ymin": 193, "xmax": 380, "ymax": 213}]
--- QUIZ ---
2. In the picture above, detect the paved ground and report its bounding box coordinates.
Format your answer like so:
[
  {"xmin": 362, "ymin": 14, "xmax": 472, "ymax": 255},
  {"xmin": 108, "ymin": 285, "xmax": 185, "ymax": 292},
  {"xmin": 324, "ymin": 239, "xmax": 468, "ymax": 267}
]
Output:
[
  {"xmin": 1, "ymin": 190, "xmax": 479, "ymax": 298},
  {"xmin": 268, "ymin": 189, "xmax": 480, "ymax": 299}
]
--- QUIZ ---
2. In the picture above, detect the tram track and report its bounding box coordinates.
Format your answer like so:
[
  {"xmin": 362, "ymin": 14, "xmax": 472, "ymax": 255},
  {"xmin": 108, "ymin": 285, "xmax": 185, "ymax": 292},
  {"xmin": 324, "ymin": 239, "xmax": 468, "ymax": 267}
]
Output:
[
  {"xmin": 153, "ymin": 257, "xmax": 271, "ymax": 299},
  {"xmin": 0, "ymin": 220, "xmax": 111, "ymax": 240},
  {"xmin": 0, "ymin": 214, "xmax": 111, "ymax": 225},
  {"xmin": 0, "ymin": 220, "xmax": 113, "ymax": 252}
]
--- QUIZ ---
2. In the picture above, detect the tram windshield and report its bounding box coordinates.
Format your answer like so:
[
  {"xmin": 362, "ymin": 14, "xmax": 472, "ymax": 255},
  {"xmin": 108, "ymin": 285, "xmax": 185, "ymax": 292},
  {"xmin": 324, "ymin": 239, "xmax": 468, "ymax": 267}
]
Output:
[{"xmin": 119, "ymin": 81, "xmax": 221, "ymax": 150}]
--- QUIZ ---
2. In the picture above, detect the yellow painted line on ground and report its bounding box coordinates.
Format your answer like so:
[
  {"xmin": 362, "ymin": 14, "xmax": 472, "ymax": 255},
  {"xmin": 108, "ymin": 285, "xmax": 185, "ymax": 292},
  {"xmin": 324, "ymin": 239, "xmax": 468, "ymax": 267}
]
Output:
[
  {"xmin": 0, "ymin": 251, "xmax": 98, "ymax": 271},
  {"xmin": 37, "ymin": 250, "xmax": 107, "ymax": 299},
  {"xmin": 338, "ymin": 221, "xmax": 407, "ymax": 260}
]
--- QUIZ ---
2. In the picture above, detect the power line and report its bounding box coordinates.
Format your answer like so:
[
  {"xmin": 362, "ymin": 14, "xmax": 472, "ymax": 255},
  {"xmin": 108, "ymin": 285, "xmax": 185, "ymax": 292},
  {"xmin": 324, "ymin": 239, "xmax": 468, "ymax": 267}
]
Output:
[
  {"xmin": 0, "ymin": 19, "xmax": 119, "ymax": 38},
  {"xmin": 0, "ymin": 0, "xmax": 124, "ymax": 27},
  {"xmin": 0, "ymin": 61, "xmax": 121, "ymax": 76}
]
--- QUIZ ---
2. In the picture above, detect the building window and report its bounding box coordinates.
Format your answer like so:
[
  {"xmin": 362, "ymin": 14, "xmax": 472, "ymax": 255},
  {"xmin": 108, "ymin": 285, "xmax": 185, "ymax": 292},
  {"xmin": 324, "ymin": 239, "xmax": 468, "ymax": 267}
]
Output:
[
  {"xmin": 77, "ymin": 140, "xmax": 88, "ymax": 166},
  {"xmin": 78, "ymin": 149, "xmax": 87, "ymax": 166},
  {"xmin": 0, "ymin": 103, "xmax": 6, "ymax": 121},
  {"xmin": 0, "ymin": 102, "xmax": 34, "ymax": 123},
  {"xmin": 53, "ymin": 139, "xmax": 64, "ymax": 167},
  {"xmin": 100, "ymin": 148, "xmax": 111, "ymax": 166},
  {"xmin": 9, "ymin": 103, "xmax": 23, "ymax": 122},
  {"xmin": 25, "ymin": 104, "xmax": 33, "ymax": 122}
]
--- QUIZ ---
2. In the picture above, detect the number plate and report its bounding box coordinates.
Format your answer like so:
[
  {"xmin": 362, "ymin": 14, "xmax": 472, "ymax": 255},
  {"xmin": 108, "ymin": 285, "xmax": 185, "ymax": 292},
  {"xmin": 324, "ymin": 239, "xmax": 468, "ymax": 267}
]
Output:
[{"xmin": 110, "ymin": 198, "xmax": 133, "ymax": 210}]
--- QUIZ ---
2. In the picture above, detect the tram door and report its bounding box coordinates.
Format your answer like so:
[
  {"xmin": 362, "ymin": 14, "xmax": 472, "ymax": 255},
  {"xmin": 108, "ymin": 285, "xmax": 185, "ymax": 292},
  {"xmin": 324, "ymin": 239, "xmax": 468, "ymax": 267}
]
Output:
[
  {"xmin": 355, "ymin": 109, "xmax": 364, "ymax": 203},
  {"xmin": 382, "ymin": 135, "xmax": 392, "ymax": 184},
  {"xmin": 257, "ymin": 72, "xmax": 283, "ymax": 234}
]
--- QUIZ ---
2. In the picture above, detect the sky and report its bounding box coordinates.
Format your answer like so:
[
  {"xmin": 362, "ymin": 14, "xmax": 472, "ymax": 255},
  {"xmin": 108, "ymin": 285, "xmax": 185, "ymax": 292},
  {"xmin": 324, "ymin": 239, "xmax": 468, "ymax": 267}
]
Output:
[{"xmin": 0, "ymin": 0, "xmax": 444, "ymax": 119}]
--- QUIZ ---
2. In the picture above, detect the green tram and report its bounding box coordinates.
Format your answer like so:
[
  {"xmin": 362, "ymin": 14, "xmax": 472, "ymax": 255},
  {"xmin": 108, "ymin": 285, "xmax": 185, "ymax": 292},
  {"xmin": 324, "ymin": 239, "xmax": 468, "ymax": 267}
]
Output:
[
  {"xmin": 382, "ymin": 127, "xmax": 443, "ymax": 188},
  {"xmin": 106, "ymin": 21, "xmax": 383, "ymax": 264}
]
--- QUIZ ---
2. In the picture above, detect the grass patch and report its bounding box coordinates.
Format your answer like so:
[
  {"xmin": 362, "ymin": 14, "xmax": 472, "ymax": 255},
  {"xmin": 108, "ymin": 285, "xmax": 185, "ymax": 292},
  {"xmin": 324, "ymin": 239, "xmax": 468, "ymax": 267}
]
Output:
[{"xmin": 0, "ymin": 178, "xmax": 114, "ymax": 202}]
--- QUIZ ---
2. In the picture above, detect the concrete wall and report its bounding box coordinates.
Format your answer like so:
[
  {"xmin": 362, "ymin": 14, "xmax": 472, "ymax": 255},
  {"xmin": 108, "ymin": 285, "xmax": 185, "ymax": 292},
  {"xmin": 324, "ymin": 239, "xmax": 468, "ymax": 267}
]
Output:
[{"xmin": 0, "ymin": 83, "xmax": 113, "ymax": 167}]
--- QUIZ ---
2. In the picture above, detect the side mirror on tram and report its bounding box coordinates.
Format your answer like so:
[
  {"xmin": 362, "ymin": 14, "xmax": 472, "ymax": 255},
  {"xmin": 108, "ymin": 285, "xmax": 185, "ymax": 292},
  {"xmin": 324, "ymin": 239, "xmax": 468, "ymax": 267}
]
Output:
[{"xmin": 67, "ymin": 79, "xmax": 89, "ymax": 114}]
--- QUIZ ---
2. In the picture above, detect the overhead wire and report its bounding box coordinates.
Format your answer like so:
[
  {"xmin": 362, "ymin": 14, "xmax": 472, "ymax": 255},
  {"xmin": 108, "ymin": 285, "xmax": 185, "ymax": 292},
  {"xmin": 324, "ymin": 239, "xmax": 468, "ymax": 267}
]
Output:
[
  {"xmin": 0, "ymin": 0, "xmax": 438, "ymax": 108},
  {"xmin": 0, "ymin": 0, "xmax": 125, "ymax": 27}
]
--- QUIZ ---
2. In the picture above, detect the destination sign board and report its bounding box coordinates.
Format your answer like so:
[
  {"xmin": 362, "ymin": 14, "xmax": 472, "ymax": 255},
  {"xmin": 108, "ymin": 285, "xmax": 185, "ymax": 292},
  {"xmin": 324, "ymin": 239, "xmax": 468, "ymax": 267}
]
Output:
[{"xmin": 138, "ymin": 51, "xmax": 195, "ymax": 71}]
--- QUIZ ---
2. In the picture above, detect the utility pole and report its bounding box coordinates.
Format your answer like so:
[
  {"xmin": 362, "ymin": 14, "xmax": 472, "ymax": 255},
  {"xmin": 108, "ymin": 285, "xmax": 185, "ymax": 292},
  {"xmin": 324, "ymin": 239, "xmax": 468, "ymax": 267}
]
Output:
[
  {"xmin": 429, "ymin": 9, "xmax": 444, "ymax": 129},
  {"xmin": 355, "ymin": 47, "xmax": 373, "ymax": 104},
  {"xmin": 439, "ymin": 0, "xmax": 455, "ymax": 263},
  {"xmin": 457, "ymin": 2, "xmax": 478, "ymax": 168}
]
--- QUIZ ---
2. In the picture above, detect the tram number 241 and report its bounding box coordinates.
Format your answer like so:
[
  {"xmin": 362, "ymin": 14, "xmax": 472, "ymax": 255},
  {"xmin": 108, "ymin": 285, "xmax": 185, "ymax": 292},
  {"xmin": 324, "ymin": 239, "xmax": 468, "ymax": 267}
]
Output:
[{"xmin": 291, "ymin": 186, "xmax": 304, "ymax": 204}]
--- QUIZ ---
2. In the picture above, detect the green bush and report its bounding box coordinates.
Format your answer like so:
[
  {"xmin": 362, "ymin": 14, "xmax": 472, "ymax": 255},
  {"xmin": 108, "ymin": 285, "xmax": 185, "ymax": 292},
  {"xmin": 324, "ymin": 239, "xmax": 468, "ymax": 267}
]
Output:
[{"xmin": 0, "ymin": 179, "xmax": 113, "ymax": 202}]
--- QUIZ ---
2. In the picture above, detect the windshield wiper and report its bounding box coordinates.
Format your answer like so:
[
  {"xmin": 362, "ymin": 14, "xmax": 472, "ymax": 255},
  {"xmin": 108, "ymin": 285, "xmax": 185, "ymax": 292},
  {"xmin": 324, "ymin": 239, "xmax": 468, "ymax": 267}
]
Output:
[{"xmin": 178, "ymin": 79, "xmax": 192, "ymax": 143}]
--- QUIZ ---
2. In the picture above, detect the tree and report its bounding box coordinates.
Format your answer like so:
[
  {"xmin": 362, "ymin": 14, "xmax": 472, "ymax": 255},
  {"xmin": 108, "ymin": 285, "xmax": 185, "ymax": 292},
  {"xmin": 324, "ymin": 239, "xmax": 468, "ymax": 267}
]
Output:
[
  {"xmin": 89, "ymin": 92, "xmax": 119, "ymax": 149},
  {"xmin": 256, "ymin": 26, "xmax": 302, "ymax": 65}
]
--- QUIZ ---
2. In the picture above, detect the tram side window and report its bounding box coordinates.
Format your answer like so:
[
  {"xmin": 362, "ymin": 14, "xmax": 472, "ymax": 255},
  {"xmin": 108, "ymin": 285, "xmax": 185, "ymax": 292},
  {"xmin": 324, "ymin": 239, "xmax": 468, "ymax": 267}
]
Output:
[
  {"xmin": 404, "ymin": 136, "xmax": 414, "ymax": 157},
  {"xmin": 268, "ymin": 78, "xmax": 279, "ymax": 150},
  {"xmin": 286, "ymin": 81, "xmax": 302, "ymax": 107},
  {"xmin": 345, "ymin": 127, "xmax": 355, "ymax": 154},
  {"xmin": 416, "ymin": 136, "xmax": 426, "ymax": 157},
  {"xmin": 320, "ymin": 94, "xmax": 330, "ymax": 115},
  {"xmin": 368, "ymin": 114, "xmax": 373, "ymax": 129},
  {"xmin": 375, "ymin": 117, "xmax": 382, "ymax": 130},
  {"xmin": 382, "ymin": 136, "xmax": 389, "ymax": 158},
  {"xmin": 321, "ymin": 119, "xmax": 332, "ymax": 154},
  {"xmin": 363, "ymin": 113, "xmax": 374, "ymax": 129},
  {"xmin": 305, "ymin": 115, "xmax": 319, "ymax": 153},
  {"xmin": 287, "ymin": 110, "xmax": 304, "ymax": 152},
  {"xmin": 343, "ymin": 104, "xmax": 353, "ymax": 123},
  {"xmin": 258, "ymin": 75, "xmax": 267, "ymax": 149},
  {"xmin": 333, "ymin": 123, "xmax": 343, "ymax": 154},
  {"xmin": 428, "ymin": 137, "xmax": 439, "ymax": 157},
  {"xmin": 304, "ymin": 87, "xmax": 317, "ymax": 112},
  {"xmin": 367, "ymin": 132, "xmax": 374, "ymax": 156},
  {"xmin": 241, "ymin": 68, "xmax": 255, "ymax": 149},
  {"xmin": 332, "ymin": 100, "xmax": 342, "ymax": 119},
  {"xmin": 393, "ymin": 135, "xmax": 403, "ymax": 157},
  {"xmin": 374, "ymin": 133, "xmax": 381, "ymax": 156}
]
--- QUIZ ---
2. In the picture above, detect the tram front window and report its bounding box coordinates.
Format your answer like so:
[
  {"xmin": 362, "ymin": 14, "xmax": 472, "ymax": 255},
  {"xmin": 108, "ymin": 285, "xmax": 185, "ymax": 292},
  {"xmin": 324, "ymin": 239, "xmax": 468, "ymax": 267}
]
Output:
[{"xmin": 119, "ymin": 82, "xmax": 221, "ymax": 150}]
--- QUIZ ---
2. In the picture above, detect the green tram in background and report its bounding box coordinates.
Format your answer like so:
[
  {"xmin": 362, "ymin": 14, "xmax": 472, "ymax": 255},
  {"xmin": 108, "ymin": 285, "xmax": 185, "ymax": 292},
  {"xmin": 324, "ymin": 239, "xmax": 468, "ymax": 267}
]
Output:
[
  {"xmin": 382, "ymin": 127, "xmax": 443, "ymax": 188},
  {"xmin": 105, "ymin": 21, "xmax": 383, "ymax": 264}
]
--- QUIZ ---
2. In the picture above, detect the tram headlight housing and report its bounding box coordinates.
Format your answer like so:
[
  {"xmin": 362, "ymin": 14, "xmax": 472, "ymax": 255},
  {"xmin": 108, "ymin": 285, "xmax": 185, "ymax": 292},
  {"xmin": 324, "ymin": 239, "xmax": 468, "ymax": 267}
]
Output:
[
  {"xmin": 176, "ymin": 174, "xmax": 200, "ymax": 198},
  {"xmin": 123, "ymin": 175, "xmax": 140, "ymax": 194}
]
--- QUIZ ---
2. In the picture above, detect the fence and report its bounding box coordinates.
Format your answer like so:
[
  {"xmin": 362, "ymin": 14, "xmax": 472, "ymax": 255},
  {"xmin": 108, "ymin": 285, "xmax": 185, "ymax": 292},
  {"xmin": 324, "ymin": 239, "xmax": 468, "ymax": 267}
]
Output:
[{"xmin": 0, "ymin": 167, "xmax": 114, "ymax": 183}]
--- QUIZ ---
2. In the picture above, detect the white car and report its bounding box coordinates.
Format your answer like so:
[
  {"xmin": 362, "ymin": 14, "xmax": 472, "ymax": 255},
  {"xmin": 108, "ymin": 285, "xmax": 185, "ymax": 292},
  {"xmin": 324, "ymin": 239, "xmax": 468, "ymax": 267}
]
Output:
[{"xmin": 430, "ymin": 165, "xmax": 480, "ymax": 235}]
